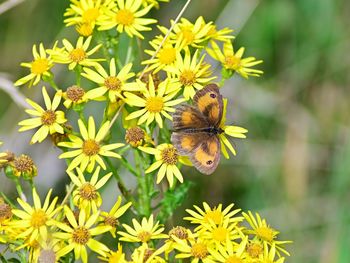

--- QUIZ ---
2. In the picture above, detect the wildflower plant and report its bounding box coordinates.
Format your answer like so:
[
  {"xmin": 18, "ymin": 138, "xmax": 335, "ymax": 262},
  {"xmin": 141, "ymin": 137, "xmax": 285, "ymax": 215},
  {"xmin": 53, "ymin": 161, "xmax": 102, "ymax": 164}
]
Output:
[{"xmin": 0, "ymin": 0, "xmax": 291, "ymax": 262}]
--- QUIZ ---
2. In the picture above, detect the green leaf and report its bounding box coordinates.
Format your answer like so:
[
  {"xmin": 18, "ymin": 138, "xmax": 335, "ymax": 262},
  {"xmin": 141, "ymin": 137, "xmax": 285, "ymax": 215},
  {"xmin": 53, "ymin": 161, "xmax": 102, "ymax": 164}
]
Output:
[{"xmin": 158, "ymin": 181, "xmax": 194, "ymax": 223}]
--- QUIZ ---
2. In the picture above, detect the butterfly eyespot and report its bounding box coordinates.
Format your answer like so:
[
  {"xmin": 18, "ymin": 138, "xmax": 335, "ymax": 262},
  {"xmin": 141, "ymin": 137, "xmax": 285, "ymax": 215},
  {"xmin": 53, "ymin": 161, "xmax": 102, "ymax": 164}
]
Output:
[
  {"xmin": 206, "ymin": 160, "xmax": 213, "ymax": 165},
  {"xmin": 210, "ymin": 93, "xmax": 216, "ymax": 98}
]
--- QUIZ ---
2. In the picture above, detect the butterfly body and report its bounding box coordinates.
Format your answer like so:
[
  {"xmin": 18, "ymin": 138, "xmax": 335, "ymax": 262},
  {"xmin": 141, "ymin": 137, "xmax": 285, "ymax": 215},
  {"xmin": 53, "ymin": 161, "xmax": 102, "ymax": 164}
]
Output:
[{"xmin": 171, "ymin": 84, "xmax": 224, "ymax": 175}]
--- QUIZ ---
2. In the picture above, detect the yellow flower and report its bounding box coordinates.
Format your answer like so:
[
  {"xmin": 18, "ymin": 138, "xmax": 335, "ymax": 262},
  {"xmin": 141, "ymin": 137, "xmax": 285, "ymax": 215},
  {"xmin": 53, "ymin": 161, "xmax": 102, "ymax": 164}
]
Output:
[
  {"xmin": 184, "ymin": 202, "xmax": 242, "ymax": 229},
  {"xmin": 124, "ymin": 77, "xmax": 185, "ymax": 128},
  {"xmin": 242, "ymin": 211, "xmax": 291, "ymax": 256},
  {"xmin": 97, "ymin": 0, "xmax": 157, "ymax": 39},
  {"xmin": 99, "ymin": 196, "xmax": 132, "ymax": 238},
  {"xmin": 163, "ymin": 226, "xmax": 195, "ymax": 256},
  {"xmin": 0, "ymin": 200, "xmax": 13, "ymax": 226},
  {"xmin": 62, "ymin": 85, "xmax": 89, "ymax": 108},
  {"xmin": 54, "ymin": 206, "xmax": 111, "ymax": 263},
  {"xmin": 206, "ymin": 24, "xmax": 234, "ymax": 42},
  {"xmin": 10, "ymin": 154, "xmax": 37, "ymax": 179},
  {"xmin": 68, "ymin": 167, "xmax": 113, "ymax": 213},
  {"xmin": 259, "ymin": 243, "xmax": 286, "ymax": 263},
  {"xmin": 164, "ymin": 50, "xmax": 216, "ymax": 100},
  {"xmin": 10, "ymin": 188, "xmax": 61, "ymax": 243},
  {"xmin": 158, "ymin": 17, "xmax": 212, "ymax": 49},
  {"xmin": 142, "ymin": 37, "xmax": 181, "ymax": 73},
  {"xmin": 173, "ymin": 236, "xmax": 215, "ymax": 263},
  {"xmin": 208, "ymin": 237, "xmax": 248, "ymax": 263},
  {"xmin": 197, "ymin": 218, "xmax": 242, "ymax": 250},
  {"xmin": 18, "ymin": 86, "xmax": 67, "ymax": 144},
  {"xmin": 14, "ymin": 43, "xmax": 54, "ymax": 87},
  {"xmin": 58, "ymin": 116, "xmax": 124, "ymax": 172},
  {"xmin": 99, "ymin": 243, "xmax": 127, "ymax": 262},
  {"xmin": 118, "ymin": 214, "xmax": 168, "ymax": 243},
  {"xmin": 139, "ymin": 143, "xmax": 190, "ymax": 187},
  {"xmin": 0, "ymin": 142, "xmax": 6, "ymax": 165},
  {"xmin": 219, "ymin": 99, "xmax": 248, "ymax": 159},
  {"xmin": 64, "ymin": 0, "xmax": 116, "ymax": 26},
  {"xmin": 49, "ymin": 36, "xmax": 103, "ymax": 70},
  {"xmin": 130, "ymin": 243, "xmax": 166, "ymax": 263},
  {"xmin": 207, "ymin": 41, "xmax": 263, "ymax": 78},
  {"xmin": 82, "ymin": 58, "xmax": 140, "ymax": 102}
]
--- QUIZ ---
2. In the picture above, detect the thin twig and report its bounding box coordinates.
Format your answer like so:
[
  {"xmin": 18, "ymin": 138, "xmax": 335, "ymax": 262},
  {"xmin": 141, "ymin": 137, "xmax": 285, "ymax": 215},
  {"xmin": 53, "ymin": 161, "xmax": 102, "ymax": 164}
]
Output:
[
  {"xmin": 107, "ymin": 0, "xmax": 192, "ymax": 131},
  {"xmin": 139, "ymin": 0, "xmax": 192, "ymax": 79},
  {"xmin": 0, "ymin": 74, "xmax": 28, "ymax": 109},
  {"xmin": 0, "ymin": 0, "xmax": 25, "ymax": 15}
]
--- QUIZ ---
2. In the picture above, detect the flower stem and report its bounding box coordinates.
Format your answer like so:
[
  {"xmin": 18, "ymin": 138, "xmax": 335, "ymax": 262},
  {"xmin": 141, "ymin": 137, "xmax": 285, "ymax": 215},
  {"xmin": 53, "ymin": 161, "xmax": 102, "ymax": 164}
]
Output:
[{"xmin": 134, "ymin": 149, "xmax": 151, "ymax": 217}]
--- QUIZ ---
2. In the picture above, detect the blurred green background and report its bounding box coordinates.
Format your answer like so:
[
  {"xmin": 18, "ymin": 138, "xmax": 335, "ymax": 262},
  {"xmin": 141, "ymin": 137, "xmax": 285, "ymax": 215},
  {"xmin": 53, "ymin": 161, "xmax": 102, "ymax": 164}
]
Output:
[{"xmin": 1, "ymin": 0, "xmax": 350, "ymax": 262}]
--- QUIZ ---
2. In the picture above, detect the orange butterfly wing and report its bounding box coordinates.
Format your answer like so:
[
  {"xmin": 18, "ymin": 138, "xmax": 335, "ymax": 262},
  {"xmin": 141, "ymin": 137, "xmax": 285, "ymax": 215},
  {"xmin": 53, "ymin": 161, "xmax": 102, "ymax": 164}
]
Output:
[
  {"xmin": 172, "ymin": 104, "xmax": 209, "ymax": 131},
  {"xmin": 172, "ymin": 131, "xmax": 221, "ymax": 175},
  {"xmin": 193, "ymin": 83, "xmax": 223, "ymax": 127}
]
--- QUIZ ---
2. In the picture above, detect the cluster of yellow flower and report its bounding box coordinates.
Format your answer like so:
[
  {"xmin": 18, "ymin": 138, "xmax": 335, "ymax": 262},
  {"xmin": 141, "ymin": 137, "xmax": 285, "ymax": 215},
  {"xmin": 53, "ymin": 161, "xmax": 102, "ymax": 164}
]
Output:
[
  {"xmin": 0, "ymin": 187, "xmax": 290, "ymax": 263},
  {"xmin": 0, "ymin": 0, "xmax": 291, "ymax": 262}
]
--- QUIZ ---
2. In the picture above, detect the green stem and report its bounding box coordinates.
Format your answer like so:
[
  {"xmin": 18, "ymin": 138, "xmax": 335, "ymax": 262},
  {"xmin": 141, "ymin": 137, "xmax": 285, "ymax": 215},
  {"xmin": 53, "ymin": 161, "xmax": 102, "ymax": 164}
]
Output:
[
  {"xmin": 134, "ymin": 149, "xmax": 151, "ymax": 217},
  {"xmin": 14, "ymin": 179, "xmax": 26, "ymax": 201},
  {"xmin": 104, "ymin": 157, "xmax": 132, "ymax": 201},
  {"xmin": 75, "ymin": 65, "xmax": 82, "ymax": 86}
]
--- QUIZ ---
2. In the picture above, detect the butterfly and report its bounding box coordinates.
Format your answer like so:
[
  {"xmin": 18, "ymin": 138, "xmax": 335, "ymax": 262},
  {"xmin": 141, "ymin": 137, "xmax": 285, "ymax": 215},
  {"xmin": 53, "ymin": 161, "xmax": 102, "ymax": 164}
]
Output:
[{"xmin": 171, "ymin": 83, "xmax": 224, "ymax": 175}]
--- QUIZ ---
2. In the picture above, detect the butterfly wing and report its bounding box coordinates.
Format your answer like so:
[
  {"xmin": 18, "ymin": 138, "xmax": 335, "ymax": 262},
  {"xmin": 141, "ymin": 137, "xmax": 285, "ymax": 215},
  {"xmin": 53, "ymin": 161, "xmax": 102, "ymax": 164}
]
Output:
[
  {"xmin": 172, "ymin": 131, "xmax": 221, "ymax": 175},
  {"xmin": 172, "ymin": 104, "xmax": 209, "ymax": 131},
  {"xmin": 193, "ymin": 84, "xmax": 223, "ymax": 127}
]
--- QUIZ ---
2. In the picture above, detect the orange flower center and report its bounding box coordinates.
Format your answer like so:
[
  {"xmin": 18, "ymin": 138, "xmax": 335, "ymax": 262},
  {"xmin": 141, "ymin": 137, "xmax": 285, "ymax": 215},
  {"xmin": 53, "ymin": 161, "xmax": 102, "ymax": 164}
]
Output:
[
  {"xmin": 72, "ymin": 226, "xmax": 90, "ymax": 245},
  {"xmin": 161, "ymin": 147, "xmax": 178, "ymax": 165},
  {"xmin": 104, "ymin": 215, "xmax": 118, "ymax": 228},
  {"xmin": 158, "ymin": 47, "xmax": 176, "ymax": 65},
  {"xmin": 82, "ymin": 8, "xmax": 100, "ymax": 23},
  {"xmin": 255, "ymin": 226, "xmax": 275, "ymax": 242},
  {"xmin": 169, "ymin": 226, "xmax": 188, "ymax": 240},
  {"xmin": 79, "ymin": 183, "xmax": 97, "ymax": 201},
  {"xmin": 191, "ymin": 242, "xmax": 208, "ymax": 259},
  {"xmin": 82, "ymin": 139, "xmax": 100, "ymax": 156},
  {"xmin": 180, "ymin": 70, "xmax": 196, "ymax": 86},
  {"xmin": 66, "ymin": 85, "xmax": 85, "ymax": 102},
  {"xmin": 41, "ymin": 110, "xmax": 56, "ymax": 126},
  {"xmin": 31, "ymin": 58, "xmax": 49, "ymax": 74},
  {"xmin": 105, "ymin": 76, "xmax": 122, "ymax": 91},
  {"xmin": 31, "ymin": 209, "xmax": 47, "ymax": 228},
  {"xmin": 247, "ymin": 243, "xmax": 263, "ymax": 258},
  {"xmin": 115, "ymin": 9, "xmax": 134, "ymax": 26},
  {"xmin": 137, "ymin": 231, "xmax": 152, "ymax": 243},
  {"xmin": 224, "ymin": 55, "xmax": 241, "ymax": 70},
  {"xmin": 69, "ymin": 48, "xmax": 86, "ymax": 62},
  {"xmin": 145, "ymin": 97, "xmax": 164, "ymax": 113}
]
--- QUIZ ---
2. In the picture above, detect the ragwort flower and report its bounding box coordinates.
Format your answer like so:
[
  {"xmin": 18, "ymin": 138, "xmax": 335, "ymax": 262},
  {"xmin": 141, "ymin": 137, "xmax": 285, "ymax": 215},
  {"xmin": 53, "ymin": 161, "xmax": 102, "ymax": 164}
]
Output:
[
  {"xmin": 164, "ymin": 50, "xmax": 216, "ymax": 100},
  {"xmin": 118, "ymin": 214, "xmax": 168, "ymax": 243},
  {"xmin": 68, "ymin": 167, "xmax": 112, "ymax": 213},
  {"xmin": 49, "ymin": 36, "xmax": 103, "ymax": 70},
  {"xmin": 58, "ymin": 116, "xmax": 124, "ymax": 172},
  {"xmin": 97, "ymin": 0, "xmax": 157, "ymax": 39},
  {"xmin": 15, "ymin": 43, "xmax": 54, "ymax": 87},
  {"xmin": 99, "ymin": 196, "xmax": 132, "ymax": 238},
  {"xmin": 139, "ymin": 143, "xmax": 190, "ymax": 187},
  {"xmin": 10, "ymin": 188, "xmax": 61, "ymax": 243},
  {"xmin": 54, "ymin": 207, "xmax": 110, "ymax": 263},
  {"xmin": 124, "ymin": 77, "xmax": 185, "ymax": 128},
  {"xmin": 82, "ymin": 58, "xmax": 141, "ymax": 102},
  {"xmin": 207, "ymin": 41, "xmax": 263, "ymax": 79},
  {"xmin": 18, "ymin": 86, "xmax": 67, "ymax": 144}
]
